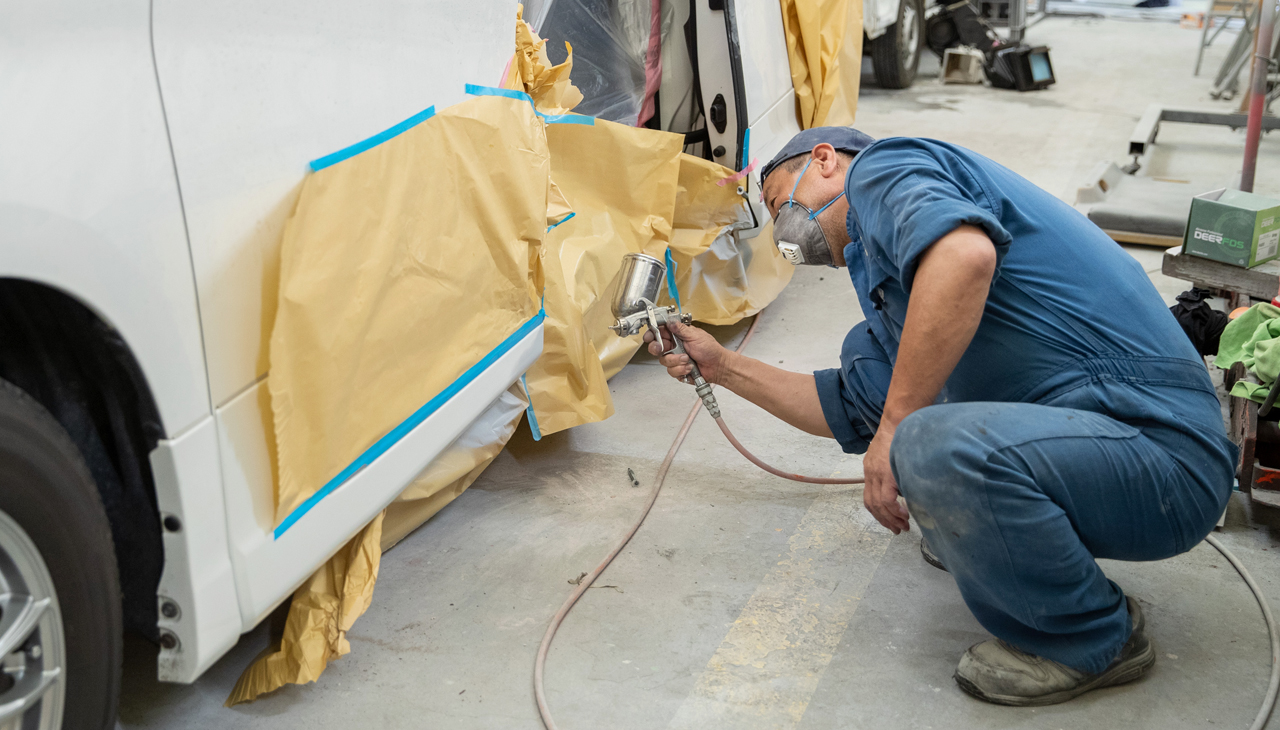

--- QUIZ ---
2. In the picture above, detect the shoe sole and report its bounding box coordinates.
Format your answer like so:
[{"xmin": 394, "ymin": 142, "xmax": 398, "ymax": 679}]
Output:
[{"xmin": 953, "ymin": 641, "xmax": 1156, "ymax": 707}]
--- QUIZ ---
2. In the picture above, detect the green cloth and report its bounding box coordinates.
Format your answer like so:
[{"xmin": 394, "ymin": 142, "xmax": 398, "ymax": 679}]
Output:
[{"xmin": 1214, "ymin": 302, "xmax": 1280, "ymax": 403}]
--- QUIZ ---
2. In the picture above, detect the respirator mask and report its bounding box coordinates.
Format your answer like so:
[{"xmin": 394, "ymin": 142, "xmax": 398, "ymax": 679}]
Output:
[{"xmin": 772, "ymin": 158, "xmax": 845, "ymax": 267}]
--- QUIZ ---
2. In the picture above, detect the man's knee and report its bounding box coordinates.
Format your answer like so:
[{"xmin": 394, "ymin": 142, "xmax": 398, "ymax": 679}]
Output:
[{"xmin": 891, "ymin": 404, "xmax": 998, "ymax": 511}]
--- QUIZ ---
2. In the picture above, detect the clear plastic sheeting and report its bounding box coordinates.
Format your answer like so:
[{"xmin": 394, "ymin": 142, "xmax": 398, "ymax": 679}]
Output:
[{"xmin": 535, "ymin": 0, "xmax": 663, "ymax": 125}]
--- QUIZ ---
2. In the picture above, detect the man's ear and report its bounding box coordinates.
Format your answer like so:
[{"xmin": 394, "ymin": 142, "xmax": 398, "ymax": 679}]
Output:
[{"xmin": 811, "ymin": 143, "xmax": 842, "ymax": 178}]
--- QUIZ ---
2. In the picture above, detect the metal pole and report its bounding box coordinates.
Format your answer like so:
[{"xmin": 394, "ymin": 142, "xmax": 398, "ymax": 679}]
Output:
[
  {"xmin": 1009, "ymin": 0, "xmax": 1027, "ymax": 42},
  {"xmin": 1242, "ymin": 0, "xmax": 1276, "ymax": 192}
]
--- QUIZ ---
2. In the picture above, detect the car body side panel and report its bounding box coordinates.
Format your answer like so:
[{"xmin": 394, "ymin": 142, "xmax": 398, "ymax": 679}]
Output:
[
  {"xmin": 737, "ymin": 0, "xmax": 795, "ymax": 130},
  {"xmin": 0, "ymin": 0, "xmax": 211, "ymax": 437},
  {"xmin": 151, "ymin": 0, "xmax": 519, "ymax": 408},
  {"xmin": 216, "ymin": 325, "xmax": 543, "ymax": 632},
  {"xmin": 151, "ymin": 416, "xmax": 240, "ymax": 682}
]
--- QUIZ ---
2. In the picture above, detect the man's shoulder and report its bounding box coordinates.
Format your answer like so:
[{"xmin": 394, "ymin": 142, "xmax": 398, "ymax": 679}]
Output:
[{"xmin": 855, "ymin": 137, "xmax": 997, "ymax": 171}]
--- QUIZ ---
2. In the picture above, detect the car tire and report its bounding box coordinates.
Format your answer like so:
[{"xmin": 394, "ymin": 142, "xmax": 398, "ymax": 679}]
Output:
[
  {"xmin": 870, "ymin": 0, "xmax": 925, "ymax": 89},
  {"xmin": 0, "ymin": 377, "xmax": 121, "ymax": 730}
]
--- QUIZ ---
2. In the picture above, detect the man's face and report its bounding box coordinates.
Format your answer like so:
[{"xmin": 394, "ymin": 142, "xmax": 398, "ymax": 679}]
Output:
[{"xmin": 761, "ymin": 143, "xmax": 852, "ymax": 265}]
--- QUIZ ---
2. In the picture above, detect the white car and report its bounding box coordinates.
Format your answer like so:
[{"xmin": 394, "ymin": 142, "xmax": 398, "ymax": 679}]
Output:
[{"xmin": 0, "ymin": 0, "xmax": 813, "ymax": 727}]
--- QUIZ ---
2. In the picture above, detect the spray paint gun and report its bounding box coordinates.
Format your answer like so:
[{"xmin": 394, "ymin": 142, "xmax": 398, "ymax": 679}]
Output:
[{"xmin": 608, "ymin": 253, "xmax": 720, "ymax": 419}]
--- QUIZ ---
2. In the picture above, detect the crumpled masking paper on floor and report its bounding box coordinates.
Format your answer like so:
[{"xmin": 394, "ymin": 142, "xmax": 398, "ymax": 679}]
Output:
[
  {"xmin": 231, "ymin": 6, "xmax": 795, "ymax": 706},
  {"xmin": 780, "ymin": 0, "xmax": 863, "ymax": 128},
  {"xmin": 227, "ymin": 513, "xmax": 384, "ymax": 705}
]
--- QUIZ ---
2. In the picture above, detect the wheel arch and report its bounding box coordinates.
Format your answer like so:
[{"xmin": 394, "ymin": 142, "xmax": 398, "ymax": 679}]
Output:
[{"xmin": 0, "ymin": 277, "xmax": 167, "ymax": 641}]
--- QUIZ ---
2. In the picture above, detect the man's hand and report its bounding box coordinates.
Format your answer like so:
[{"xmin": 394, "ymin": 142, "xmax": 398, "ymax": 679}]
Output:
[
  {"xmin": 862, "ymin": 223, "xmax": 995, "ymax": 534},
  {"xmin": 645, "ymin": 320, "xmax": 733, "ymax": 386},
  {"xmin": 862, "ymin": 421, "xmax": 910, "ymax": 534}
]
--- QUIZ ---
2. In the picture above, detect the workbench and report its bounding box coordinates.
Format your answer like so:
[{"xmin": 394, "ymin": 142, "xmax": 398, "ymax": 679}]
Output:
[
  {"xmin": 1162, "ymin": 245, "xmax": 1280, "ymax": 303},
  {"xmin": 1161, "ymin": 245, "xmax": 1280, "ymax": 518}
]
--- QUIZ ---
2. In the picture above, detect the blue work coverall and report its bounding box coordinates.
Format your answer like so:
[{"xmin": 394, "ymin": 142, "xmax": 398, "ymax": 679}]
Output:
[{"xmin": 813, "ymin": 138, "xmax": 1237, "ymax": 675}]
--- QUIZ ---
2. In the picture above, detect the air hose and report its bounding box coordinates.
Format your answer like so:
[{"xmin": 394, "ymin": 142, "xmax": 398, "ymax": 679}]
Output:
[{"xmin": 532, "ymin": 312, "xmax": 1278, "ymax": 730}]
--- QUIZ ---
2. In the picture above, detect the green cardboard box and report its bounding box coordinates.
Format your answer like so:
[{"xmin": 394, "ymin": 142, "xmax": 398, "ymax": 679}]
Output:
[{"xmin": 1182, "ymin": 188, "xmax": 1280, "ymax": 268}]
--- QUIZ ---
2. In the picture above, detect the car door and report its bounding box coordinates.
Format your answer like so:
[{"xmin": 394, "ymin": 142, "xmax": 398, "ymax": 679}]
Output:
[
  {"xmin": 692, "ymin": 0, "xmax": 803, "ymax": 236},
  {"xmin": 151, "ymin": 0, "xmax": 529, "ymax": 636}
]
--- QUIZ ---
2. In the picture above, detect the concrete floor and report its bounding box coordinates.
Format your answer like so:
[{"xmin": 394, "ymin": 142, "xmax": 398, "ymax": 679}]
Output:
[{"xmin": 121, "ymin": 15, "xmax": 1280, "ymax": 730}]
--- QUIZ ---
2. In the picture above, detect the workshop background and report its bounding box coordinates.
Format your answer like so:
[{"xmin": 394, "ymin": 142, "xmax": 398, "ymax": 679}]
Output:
[{"xmin": 112, "ymin": 0, "xmax": 1280, "ymax": 728}]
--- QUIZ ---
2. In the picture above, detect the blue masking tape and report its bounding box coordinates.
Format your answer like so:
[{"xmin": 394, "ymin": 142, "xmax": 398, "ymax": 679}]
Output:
[
  {"xmin": 309, "ymin": 106, "xmax": 437, "ymax": 172},
  {"xmin": 464, "ymin": 83, "xmax": 530, "ymax": 103},
  {"xmin": 545, "ymin": 210, "xmax": 576, "ymax": 230},
  {"xmin": 274, "ymin": 309, "xmax": 546, "ymax": 539},
  {"xmin": 664, "ymin": 247, "xmax": 682, "ymax": 309},
  {"xmin": 520, "ymin": 373, "xmax": 542, "ymax": 441},
  {"xmin": 741, "ymin": 127, "xmax": 751, "ymax": 172},
  {"xmin": 542, "ymin": 113, "xmax": 595, "ymax": 126},
  {"xmin": 464, "ymin": 84, "xmax": 595, "ymax": 126}
]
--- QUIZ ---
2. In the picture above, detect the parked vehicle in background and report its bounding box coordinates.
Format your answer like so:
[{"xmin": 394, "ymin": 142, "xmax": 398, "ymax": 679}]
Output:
[
  {"xmin": 0, "ymin": 0, "xmax": 817, "ymax": 726},
  {"xmin": 866, "ymin": 0, "xmax": 927, "ymax": 88}
]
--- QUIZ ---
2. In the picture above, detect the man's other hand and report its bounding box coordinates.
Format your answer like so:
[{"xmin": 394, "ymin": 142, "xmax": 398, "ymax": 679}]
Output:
[
  {"xmin": 863, "ymin": 422, "xmax": 911, "ymax": 534},
  {"xmin": 645, "ymin": 321, "xmax": 732, "ymax": 386}
]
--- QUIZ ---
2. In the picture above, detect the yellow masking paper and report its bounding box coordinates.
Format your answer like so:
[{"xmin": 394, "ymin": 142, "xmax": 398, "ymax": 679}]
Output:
[
  {"xmin": 825, "ymin": 0, "xmax": 864, "ymax": 126},
  {"xmin": 779, "ymin": 0, "xmax": 856, "ymax": 128},
  {"xmin": 505, "ymin": 5, "xmax": 584, "ymax": 114},
  {"xmin": 524, "ymin": 120, "xmax": 685, "ymax": 435},
  {"xmin": 231, "ymin": 94, "xmax": 551, "ymax": 705},
  {"xmin": 267, "ymin": 95, "xmax": 548, "ymax": 525},
  {"xmin": 234, "ymin": 6, "xmax": 800, "ymax": 705},
  {"xmin": 670, "ymin": 155, "xmax": 794, "ymax": 325},
  {"xmin": 227, "ymin": 512, "xmax": 384, "ymax": 705}
]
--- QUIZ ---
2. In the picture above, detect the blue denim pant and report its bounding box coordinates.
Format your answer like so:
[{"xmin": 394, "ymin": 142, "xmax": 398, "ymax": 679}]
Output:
[
  {"xmin": 885, "ymin": 399, "xmax": 1233, "ymax": 674},
  {"xmin": 823, "ymin": 325, "xmax": 1236, "ymax": 673}
]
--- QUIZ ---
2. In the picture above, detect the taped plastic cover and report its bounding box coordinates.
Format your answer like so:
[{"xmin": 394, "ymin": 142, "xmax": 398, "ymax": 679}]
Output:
[{"xmin": 381, "ymin": 384, "xmax": 531, "ymax": 551}]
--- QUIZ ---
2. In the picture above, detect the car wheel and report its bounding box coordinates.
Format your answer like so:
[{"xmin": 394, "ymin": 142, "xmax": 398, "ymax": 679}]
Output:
[
  {"xmin": 871, "ymin": 0, "xmax": 925, "ymax": 89},
  {"xmin": 0, "ymin": 378, "xmax": 121, "ymax": 730}
]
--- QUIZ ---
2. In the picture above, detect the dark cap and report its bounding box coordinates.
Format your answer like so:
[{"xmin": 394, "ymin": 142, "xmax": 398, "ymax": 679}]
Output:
[{"xmin": 759, "ymin": 126, "xmax": 877, "ymax": 187}]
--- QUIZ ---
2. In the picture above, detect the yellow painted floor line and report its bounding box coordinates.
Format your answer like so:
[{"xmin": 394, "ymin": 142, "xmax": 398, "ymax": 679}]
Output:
[{"xmin": 667, "ymin": 475, "xmax": 892, "ymax": 729}]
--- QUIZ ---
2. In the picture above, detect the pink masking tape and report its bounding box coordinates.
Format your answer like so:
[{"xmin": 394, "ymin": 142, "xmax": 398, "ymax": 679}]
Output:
[{"xmin": 716, "ymin": 157, "xmax": 758, "ymax": 187}]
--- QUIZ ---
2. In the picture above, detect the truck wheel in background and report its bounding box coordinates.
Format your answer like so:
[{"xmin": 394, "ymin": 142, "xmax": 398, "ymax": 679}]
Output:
[
  {"xmin": 0, "ymin": 378, "xmax": 121, "ymax": 730},
  {"xmin": 871, "ymin": 0, "xmax": 925, "ymax": 89}
]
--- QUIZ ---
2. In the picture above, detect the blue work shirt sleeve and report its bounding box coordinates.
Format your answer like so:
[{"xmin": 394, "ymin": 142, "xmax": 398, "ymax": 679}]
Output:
[
  {"xmin": 847, "ymin": 139, "xmax": 1014, "ymax": 291},
  {"xmin": 814, "ymin": 321, "xmax": 894, "ymax": 455}
]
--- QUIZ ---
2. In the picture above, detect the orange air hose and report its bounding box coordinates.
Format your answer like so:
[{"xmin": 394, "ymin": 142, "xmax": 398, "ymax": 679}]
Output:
[{"xmin": 534, "ymin": 310, "xmax": 864, "ymax": 729}]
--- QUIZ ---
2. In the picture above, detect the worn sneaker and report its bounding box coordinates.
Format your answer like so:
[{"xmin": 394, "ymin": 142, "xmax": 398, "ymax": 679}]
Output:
[
  {"xmin": 954, "ymin": 596, "xmax": 1155, "ymax": 707},
  {"xmin": 920, "ymin": 537, "xmax": 948, "ymax": 572}
]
